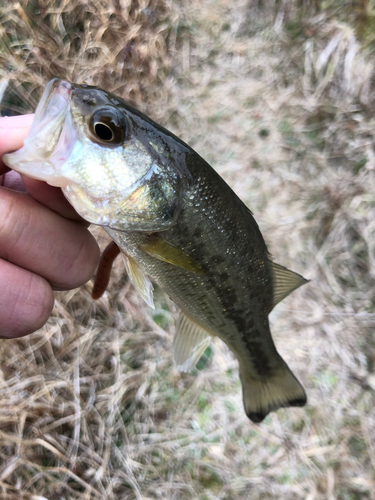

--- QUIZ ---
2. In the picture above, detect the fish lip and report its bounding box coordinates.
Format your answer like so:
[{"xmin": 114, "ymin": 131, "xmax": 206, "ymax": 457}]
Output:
[
  {"xmin": 3, "ymin": 79, "xmax": 74, "ymax": 186},
  {"xmin": 30, "ymin": 78, "xmax": 71, "ymax": 131},
  {"xmin": 12, "ymin": 78, "xmax": 72, "ymax": 148}
]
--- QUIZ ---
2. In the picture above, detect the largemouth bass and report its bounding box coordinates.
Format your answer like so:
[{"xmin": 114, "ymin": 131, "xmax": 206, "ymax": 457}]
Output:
[{"xmin": 4, "ymin": 79, "xmax": 309, "ymax": 423}]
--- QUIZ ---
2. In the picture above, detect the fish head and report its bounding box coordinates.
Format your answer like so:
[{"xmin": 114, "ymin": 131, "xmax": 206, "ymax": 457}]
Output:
[{"xmin": 4, "ymin": 79, "xmax": 188, "ymax": 231}]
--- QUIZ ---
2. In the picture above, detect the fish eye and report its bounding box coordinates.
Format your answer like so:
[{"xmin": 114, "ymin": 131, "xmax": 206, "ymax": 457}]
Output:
[
  {"xmin": 94, "ymin": 123, "xmax": 114, "ymax": 141},
  {"xmin": 89, "ymin": 107, "xmax": 127, "ymax": 146}
]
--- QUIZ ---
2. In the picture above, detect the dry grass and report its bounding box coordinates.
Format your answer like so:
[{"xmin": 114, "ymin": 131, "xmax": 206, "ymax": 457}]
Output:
[
  {"xmin": 0, "ymin": 0, "xmax": 184, "ymax": 116},
  {"xmin": 1, "ymin": 0, "xmax": 375, "ymax": 499}
]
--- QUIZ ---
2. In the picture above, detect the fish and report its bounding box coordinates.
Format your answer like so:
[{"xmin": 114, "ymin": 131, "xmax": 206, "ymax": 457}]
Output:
[{"xmin": 3, "ymin": 79, "xmax": 309, "ymax": 423}]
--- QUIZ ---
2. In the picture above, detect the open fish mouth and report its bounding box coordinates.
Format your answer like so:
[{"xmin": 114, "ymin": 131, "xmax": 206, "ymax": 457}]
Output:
[
  {"xmin": 3, "ymin": 79, "xmax": 75, "ymax": 187},
  {"xmin": 30, "ymin": 79, "xmax": 71, "ymax": 138}
]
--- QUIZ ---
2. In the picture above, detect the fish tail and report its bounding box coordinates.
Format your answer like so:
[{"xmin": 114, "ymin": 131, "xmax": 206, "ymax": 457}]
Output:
[{"xmin": 239, "ymin": 362, "xmax": 306, "ymax": 423}]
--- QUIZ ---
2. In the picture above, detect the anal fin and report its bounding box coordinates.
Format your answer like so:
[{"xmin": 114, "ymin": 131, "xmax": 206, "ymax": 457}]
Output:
[
  {"xmin": 121, "ymin": 252, "xmax": 154, "ymax": 309},
  {"xmin": 173, "ymin": 312, "xmax": 213, "ymax": 372}
]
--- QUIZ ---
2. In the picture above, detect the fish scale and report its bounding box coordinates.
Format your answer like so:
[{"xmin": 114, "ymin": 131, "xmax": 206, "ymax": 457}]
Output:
[
  {"xmin": 4, "ymin": 79, "xmax": 309, "ymax": 423},
  {"xmin": 106, "ymin": 158, "xmax": 295, "ymax": 393}
]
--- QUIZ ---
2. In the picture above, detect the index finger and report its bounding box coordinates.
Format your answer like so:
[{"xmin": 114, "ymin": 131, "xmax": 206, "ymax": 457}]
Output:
[{"xmin": 0, "ymin": 114, "xmax": 34, "ymax": 174}]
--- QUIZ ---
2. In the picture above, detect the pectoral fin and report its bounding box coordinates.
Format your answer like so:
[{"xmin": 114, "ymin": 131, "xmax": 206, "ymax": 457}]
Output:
[
  {"xmin": 140, "ymin": 235, "xmax": 205, "ymax": 275},
  {"xmin": 173, "ymin": 312, "xmax": 213, "ymax": 372},
  {"xmin": 121, "ymin": 252, "xmax": 154, "ymax": 308},
  {"xmin": 271, "ymin": 261, "xmax": 309, "ymax": 309}
]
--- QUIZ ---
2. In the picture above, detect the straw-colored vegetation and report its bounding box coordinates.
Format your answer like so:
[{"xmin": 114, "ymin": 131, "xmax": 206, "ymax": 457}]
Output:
[{"xmin": 1, "ymin": 0, "xmax": 375, "ymax": 498}]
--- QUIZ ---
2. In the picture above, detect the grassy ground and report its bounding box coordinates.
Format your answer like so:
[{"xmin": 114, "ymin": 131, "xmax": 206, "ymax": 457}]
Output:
[{"xmin": 1, "ymin": 0, "xmax": 375, "ymax": 498}]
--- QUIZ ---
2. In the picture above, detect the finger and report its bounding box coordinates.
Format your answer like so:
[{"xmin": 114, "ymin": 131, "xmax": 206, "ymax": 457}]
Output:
[
  {"xmin": 0, "ymin": 259, "xmax": 54, "ymax": 339},
  {"xmin": 2, "ymin": 170, "xmax": 26, "ymax": 191},
  {"xmin": 21, "ymin": 176, "xmax": 87, "ymax": 224},
  {"xmin": 0, "ymin": 114, "xmax": 34, "ymax": 174},
  {"xmin": 0, "ymin": 187, "xmax": 100, "ymax": 290}
]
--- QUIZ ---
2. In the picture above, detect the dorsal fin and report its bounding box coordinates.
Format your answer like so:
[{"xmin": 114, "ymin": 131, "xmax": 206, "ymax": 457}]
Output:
[
  {"xmin": 121, "ymin": 252, "xmax": 154, "ymax": 308},
  {"xmin": 173, "ymin": 312, "xmax": 213, "ymax": 372},
  {"xmin": 270, "ymin": 261, "xmax": 309, "ymax": 309}
]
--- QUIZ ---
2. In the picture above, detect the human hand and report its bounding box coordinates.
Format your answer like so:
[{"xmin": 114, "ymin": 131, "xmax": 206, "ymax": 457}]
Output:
[{"xmin": 0, "ymin": 115, "xmax": 100, "ymax": 338}]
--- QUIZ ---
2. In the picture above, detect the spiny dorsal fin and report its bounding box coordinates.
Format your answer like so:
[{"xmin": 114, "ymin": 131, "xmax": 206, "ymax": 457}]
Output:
[
  {"xmin": 121, "ymin": 252, "xmax": 154, "ymax": 309},
  {"xmin": 271, "ymin": 261, "xmax": 309, "ymax": 309},
  {"xmin": 140, "ymin": 235, "xmax": 205, "ymax": 275},
  {"xmin": 173, "ymin": 312, "xmax": 213, "ymax": 372}
]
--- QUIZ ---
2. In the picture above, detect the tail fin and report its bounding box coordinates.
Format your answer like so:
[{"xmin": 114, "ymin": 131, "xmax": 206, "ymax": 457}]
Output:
[{"xmin": 239, "ymin": 363, "xmax": 306, "ymax": 423}]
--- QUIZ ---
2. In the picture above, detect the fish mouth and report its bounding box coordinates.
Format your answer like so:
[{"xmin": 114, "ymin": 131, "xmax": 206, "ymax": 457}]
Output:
[
  {"xmin": 31, "ymin": 79, "xmax": 72, "ymax": 136},
  {"xmin": 3, "ymin": 79, "xmax": 75, "ymax": 187}
]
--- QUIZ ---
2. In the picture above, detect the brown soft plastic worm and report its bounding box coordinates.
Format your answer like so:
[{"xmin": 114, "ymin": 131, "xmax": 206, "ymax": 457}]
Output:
[{"xmin": 92, "ymin": 241, "xmax": 121, "ymax": 299}]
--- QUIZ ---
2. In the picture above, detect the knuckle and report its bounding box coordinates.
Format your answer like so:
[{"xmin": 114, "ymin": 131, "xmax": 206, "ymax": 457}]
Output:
[
  {"xmin": 0, "ymin": 189, "xmax": 31, "ymax": 258},
  {"xmin": 52, "ymin": 228, "xmax": 99, "ymax": 289},
  {"xmin": 0, "ymin": 188, "xmax": 15, "ymax": 235},
  {"xmin": 0, "ymin": 264, "xmax": 53, "ymax": 338}
]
